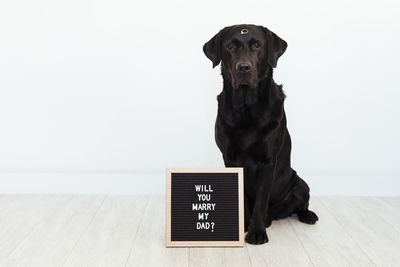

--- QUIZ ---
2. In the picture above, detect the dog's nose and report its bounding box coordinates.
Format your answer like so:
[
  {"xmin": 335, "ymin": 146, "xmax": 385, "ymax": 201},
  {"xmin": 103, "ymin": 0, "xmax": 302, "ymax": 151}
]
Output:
[{"xmin": 236, "ymin": 62, "xmax": 252, "ymax": 72}]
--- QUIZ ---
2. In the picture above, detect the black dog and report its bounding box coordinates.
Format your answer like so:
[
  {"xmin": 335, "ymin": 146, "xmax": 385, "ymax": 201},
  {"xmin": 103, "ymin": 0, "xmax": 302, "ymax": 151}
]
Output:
[{"xmin": 203, "ymin": 24, "xmax": 318, "ymax": 244}]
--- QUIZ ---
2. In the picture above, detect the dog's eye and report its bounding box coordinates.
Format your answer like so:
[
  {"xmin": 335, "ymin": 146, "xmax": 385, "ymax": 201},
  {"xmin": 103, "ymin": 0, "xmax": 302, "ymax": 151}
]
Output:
[
  {"xmin": 251, "ymin": 42, "xmax": 262, "ymax": 50},
  {"xmin": 226, "ymin": 43, "xmax": 236, "ymax": 51}
]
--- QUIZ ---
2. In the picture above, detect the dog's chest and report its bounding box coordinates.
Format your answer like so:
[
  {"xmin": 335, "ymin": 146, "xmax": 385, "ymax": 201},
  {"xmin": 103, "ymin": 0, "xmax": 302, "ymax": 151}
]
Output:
[
  {"xmin": 217, "ymin": 99, "xmax": 283, "ymax": 154},
  {"xmin": 229, "ymin": 126, "xmax": 271, "ymax": 152},
  {"xmin": 223, "ymin": 112, "xmax": 276, "ymax": 152}
]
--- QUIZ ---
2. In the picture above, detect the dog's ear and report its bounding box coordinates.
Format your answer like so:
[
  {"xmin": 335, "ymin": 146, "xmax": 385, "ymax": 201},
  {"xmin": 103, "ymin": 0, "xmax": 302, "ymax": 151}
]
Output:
[
  {"xmin": 203, "ymin": 27, "xmax": 229, "ymax": 68},
  {"xmin": 259, "ymin": 26, "xmax": 287, "ymax": 68}
]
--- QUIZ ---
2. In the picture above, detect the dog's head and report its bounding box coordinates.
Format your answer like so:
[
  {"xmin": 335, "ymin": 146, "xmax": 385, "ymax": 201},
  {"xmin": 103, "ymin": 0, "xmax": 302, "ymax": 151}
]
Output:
[{"xmin": 203, "ymin": 24, "xmax": 287, "ymax": 93}]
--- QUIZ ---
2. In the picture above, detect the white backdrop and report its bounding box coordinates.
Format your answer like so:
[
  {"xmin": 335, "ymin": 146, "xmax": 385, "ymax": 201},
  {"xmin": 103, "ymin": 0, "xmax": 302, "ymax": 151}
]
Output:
[{"xmin": 0, "ymin": 0, "xmax": 399, "ymax": 195}]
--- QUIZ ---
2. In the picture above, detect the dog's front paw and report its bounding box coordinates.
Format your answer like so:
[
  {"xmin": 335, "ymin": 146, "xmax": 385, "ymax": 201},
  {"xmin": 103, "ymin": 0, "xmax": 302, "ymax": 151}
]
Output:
[{"xmin": 245, "ymin": 228, "xmax": 268, "ymax": 245}]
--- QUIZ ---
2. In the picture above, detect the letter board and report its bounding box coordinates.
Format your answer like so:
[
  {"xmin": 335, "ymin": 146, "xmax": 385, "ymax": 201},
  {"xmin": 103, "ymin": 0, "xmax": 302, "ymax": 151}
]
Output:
[{"xmin": 166, "ymin": 168, "xmax": 244, "ymax": 247}]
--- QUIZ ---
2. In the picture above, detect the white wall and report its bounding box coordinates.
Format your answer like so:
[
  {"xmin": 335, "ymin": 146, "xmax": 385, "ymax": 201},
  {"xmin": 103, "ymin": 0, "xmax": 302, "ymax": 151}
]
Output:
[{"xmin": 0, "ymin": 0, "xmax": 399, "ymax": 195}]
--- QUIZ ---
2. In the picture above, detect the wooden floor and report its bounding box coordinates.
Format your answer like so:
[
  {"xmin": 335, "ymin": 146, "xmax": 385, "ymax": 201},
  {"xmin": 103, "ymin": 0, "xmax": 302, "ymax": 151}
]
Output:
[{"xmin": 0, "ymin": 196, "xmax": 398, "ymax": 267}]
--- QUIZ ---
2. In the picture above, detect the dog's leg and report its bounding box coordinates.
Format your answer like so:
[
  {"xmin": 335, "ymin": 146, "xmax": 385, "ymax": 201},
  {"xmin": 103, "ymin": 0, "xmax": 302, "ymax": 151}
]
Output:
[
  {"xmin": 224, "ymin": 159, "xmax": 255, "ymax": 232},
  {"xmin": 264, "ymin": 215, "xmax": 272, "ymax": 228},
  {"xmin": 245, "ymin": 162, "xmax": 276, "ymax": 245},
  {"xmin": 244, "ymin": 194, "xmax": 252, "ymax": 232},
  {"xmin": 294, "ymin": 176, "xmax": 318, "ymax": 224}
]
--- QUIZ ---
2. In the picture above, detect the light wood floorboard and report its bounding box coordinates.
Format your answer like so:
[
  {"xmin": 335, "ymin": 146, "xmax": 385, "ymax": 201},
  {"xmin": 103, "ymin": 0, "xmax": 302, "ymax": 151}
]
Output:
[
  {"xmin": 246, "ymin": 218, "xmax": 314, "ymax": 267},
  {"xmin": 320, "ymin": 197, "xmax": 400, "ymax": 266},
  {"xmin": 0, "ymin": 195, "xmax": 398, "ymax": 267},
  {"xmin": 63, "ymin": 196, "xmax": 148, "ymax": 267},
  {"xmin": 0, "ymin": 195, "xmax": 75, "ymax": 265},
  {"xmin": 0, "ymin": 196, "xmax": 104, "ymax": 267},
  {"xmin": 289, "ymin": 197, "xmax": 374, "ymax": 266},
  {"xmin": 125, "ymin": 196, "xmax": 189, "ymax": 267}
]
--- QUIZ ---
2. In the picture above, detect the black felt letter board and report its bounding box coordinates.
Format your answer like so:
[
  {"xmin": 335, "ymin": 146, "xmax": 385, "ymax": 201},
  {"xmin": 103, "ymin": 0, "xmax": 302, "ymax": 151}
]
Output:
[{"xmin": 166, "ymin": 168, "xmax": 244, "ymax": 247}]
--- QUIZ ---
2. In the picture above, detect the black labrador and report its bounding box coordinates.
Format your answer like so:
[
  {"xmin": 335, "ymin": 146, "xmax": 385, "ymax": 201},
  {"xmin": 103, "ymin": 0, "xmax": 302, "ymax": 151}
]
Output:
[{"xmin": 203, "ymin": 24, "xmax": 318, "ymax": 244}]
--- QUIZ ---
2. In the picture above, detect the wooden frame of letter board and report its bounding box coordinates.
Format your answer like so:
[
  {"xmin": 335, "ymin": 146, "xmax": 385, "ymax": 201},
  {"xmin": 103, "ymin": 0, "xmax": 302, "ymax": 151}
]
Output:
[{"xmin": 166, "ymin": 168, "xmax": 244, "ymax": 247}]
